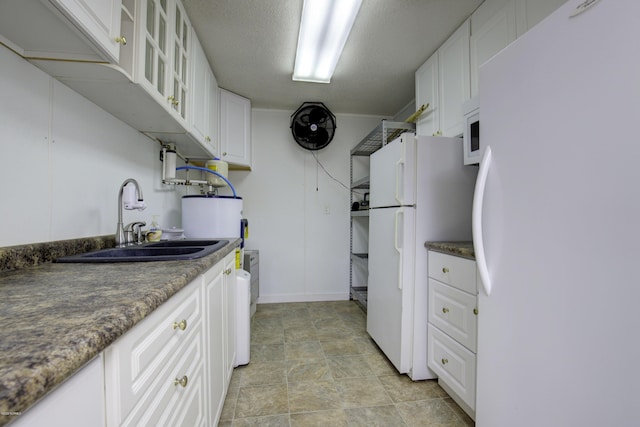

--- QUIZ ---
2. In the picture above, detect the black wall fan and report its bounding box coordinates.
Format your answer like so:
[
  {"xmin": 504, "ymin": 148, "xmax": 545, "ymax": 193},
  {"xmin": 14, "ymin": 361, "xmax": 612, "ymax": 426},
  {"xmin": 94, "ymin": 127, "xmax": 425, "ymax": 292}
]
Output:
[{"xmin": 290, "ymin": 102, "xmax": 336, "ymax": 150}]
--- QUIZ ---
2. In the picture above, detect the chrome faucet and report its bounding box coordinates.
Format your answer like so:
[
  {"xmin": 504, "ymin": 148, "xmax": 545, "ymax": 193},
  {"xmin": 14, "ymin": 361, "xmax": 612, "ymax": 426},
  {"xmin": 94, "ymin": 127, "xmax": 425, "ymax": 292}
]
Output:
[
  {"xmin": 116, "ymin": 179, "xmax": 145, "ymax": 247},
  {"xmin": 124, "ymin": 221, "xmax": 147, "ymax": 245}
]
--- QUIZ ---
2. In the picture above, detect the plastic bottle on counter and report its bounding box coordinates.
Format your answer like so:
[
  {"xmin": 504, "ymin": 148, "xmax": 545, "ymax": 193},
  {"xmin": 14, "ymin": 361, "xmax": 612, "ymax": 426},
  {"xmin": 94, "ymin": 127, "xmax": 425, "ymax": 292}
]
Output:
[{"xmin": 146, "ymin": 215, "xmax": 163, "ymax": 242}]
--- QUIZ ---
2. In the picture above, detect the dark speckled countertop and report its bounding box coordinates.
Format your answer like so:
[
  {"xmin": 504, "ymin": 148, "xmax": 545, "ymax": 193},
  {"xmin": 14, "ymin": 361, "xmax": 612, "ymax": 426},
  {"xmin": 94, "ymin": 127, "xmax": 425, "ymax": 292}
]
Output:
[
  {"xmin": 425, "ymin": 241, "xmax": 475, "ymax": 260},
  {"xmin": 0, "ymin": 236, "xmax": 240, "ymax": 426}
]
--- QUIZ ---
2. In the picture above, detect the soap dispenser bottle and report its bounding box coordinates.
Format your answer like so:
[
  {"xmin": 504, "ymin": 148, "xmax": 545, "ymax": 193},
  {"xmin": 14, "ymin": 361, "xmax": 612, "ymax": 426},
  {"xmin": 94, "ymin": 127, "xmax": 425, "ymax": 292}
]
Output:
[{"xmin": 146, "ymin": 215, "xmax": 163, "ymax": 242}]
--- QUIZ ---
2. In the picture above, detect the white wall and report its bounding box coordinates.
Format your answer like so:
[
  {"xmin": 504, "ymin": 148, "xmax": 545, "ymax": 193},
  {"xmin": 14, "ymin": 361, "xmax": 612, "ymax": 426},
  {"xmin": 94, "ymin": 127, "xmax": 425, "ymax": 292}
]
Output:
[
  {"xmin": 227, "ymin": 109, "xmax": 382, "ymax": 302},
  {"xmin": 0, "ymin": 44, "xmax": 388, "ymax": 303},
  {"xmin": 0, "ymin": 46, "xmax": 183, "ymax": 246}
]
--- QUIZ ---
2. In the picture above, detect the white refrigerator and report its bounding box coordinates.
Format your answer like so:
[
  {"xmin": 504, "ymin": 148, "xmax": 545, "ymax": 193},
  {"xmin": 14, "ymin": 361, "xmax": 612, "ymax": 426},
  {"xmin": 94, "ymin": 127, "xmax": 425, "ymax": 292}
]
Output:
[
  {"xmin": 367, "ymin": 133, "xmax": 477, "ymax": 380},
  {"xmin": 473, "ymin": 0, "xmax": 640, "ymax": 425}
]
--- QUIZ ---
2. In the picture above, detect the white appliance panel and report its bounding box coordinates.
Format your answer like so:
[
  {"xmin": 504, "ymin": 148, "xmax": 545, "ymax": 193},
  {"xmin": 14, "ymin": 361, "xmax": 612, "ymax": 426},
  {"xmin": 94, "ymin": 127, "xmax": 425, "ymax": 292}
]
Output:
[
  {"xmin": 367, "ymin": 206, "xmax": 415, "ymax": 374},
  {"xmin": 369, "ymin": 134, "xmax": 416, "ymax": 208},
  {"xmin": 475, "ymin": 1, "xmax": 640, "ymax": 425}
]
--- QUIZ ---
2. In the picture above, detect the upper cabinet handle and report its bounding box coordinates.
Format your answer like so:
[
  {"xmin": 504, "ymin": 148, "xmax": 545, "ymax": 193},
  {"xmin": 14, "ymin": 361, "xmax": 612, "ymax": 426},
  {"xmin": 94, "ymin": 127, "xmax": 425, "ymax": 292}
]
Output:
[
  {"xmin": 473, "ymin": 147, "xmax": 492, "ymax": 296},
  {"xmin": 115, "ymin": 36, "xmax": 127, "ymax": 46}
]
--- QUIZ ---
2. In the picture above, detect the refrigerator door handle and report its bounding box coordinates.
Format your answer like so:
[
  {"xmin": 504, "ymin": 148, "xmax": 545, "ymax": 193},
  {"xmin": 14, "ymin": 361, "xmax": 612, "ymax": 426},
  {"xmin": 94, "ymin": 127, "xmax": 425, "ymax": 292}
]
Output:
[
  {"xmin": 473, "ymin": 146, "xmax": 492, "ymax": 296},
  {"xmin": 394, "ymin": 208, "xmax": 403, "ymax": 290},
  {"xmin": 395, "ymin": 158, "xmax": 404, "ymax": 204}
]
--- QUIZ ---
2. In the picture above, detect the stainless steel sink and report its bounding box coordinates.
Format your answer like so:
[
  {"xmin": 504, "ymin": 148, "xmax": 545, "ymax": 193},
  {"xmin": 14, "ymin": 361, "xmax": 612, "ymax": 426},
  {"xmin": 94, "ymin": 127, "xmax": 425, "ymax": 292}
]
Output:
[{"xmin": 55, "ymin": 239, "xmax": 229, "ymax": 263}]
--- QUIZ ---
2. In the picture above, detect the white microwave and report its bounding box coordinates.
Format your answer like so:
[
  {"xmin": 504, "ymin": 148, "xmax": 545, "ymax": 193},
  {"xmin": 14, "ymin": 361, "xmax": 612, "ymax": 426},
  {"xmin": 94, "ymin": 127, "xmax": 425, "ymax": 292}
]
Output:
[{"xmin": 463, "ymin": 97, "xmax": 481, "ymax": 165}]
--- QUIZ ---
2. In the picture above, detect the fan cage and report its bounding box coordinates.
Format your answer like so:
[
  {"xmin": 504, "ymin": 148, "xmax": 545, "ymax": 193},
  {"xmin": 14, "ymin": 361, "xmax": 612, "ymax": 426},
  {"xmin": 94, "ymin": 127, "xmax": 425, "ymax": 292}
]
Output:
[{"xmin": 290, "ymin": 102, "xmax": 337, "ymax": 151}]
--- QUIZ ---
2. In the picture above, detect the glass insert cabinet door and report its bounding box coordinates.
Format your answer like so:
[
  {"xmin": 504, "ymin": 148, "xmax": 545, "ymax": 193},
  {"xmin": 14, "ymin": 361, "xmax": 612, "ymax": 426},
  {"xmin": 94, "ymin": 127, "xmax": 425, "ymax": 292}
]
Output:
[
  {"xmin": 143, "ymin": 0, "xmax": 169, "ymax": 100},
  {"xmin": 171, "ymin": 0, "xmax": 190, "ymax": 120}
]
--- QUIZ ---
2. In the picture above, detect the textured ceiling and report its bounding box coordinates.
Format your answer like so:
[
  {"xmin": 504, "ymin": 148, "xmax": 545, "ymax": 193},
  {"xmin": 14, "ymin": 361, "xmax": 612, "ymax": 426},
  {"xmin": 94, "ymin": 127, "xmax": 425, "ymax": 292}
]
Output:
[{"xmin": 183, "ymin": 0, "xmax": 483, "ymax": 116}]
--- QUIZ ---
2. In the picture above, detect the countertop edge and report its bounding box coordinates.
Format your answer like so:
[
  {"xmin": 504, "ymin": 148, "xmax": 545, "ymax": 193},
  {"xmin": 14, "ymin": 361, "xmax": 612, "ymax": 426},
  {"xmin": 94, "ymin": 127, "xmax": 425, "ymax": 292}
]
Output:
[{"xmin": 425, "ymin": 241, "xmax": 475, "ymax": 260}]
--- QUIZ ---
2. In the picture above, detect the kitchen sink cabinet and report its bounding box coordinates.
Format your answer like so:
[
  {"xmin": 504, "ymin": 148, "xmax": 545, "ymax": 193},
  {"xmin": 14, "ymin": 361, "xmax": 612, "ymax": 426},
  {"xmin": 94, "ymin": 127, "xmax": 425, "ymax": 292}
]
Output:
[
  {"xmin": 416, "ymin": 19, "xmax": 470, "ymax": 137},
  {"xmin": 203, "ymin": 258, "xmax": 226, "ymax": 425},
  {"xmin": 223, "ymin": 252, "xmax": 238, "ymax": 383},
  {"xmin": 219, "ymin": 88, "xmax": 252, "ymax": 169},
  {"xmin": 101, "ymin": 251, "xmax": 236, "ymax": 427},
  {"xmin": 427, "ymin": 250, "xmax": 478, "ymax": 420},
  {"xmin": 104, "ymin": 273, "xmax": 206, "ymax": 426}
]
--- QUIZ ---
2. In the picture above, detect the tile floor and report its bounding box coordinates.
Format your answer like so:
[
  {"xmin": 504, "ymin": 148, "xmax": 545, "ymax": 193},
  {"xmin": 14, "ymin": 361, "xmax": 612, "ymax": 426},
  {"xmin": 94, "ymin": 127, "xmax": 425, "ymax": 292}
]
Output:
[{"xmin": 218, "ymin": 301, "xmax": 475, "ymax": 427}]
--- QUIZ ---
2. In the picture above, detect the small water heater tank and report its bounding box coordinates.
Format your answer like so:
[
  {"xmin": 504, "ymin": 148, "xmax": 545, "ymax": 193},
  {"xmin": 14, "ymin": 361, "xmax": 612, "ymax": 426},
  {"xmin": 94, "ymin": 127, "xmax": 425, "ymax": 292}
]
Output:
[{"xmin": 182, "ymin": 195, "xmax": 243, "ymax": 238}]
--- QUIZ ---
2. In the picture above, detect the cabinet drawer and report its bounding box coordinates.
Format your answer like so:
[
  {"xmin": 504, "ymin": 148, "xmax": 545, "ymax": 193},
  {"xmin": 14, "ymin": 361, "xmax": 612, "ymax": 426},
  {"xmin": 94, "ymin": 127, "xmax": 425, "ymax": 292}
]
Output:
[
  {"xmin": 428, "ymin": 251, "xmax": 477, "ymax": 294},
  {"xmin": 427, "ymin": 324, "xmax": 476, "ymax": 410},
  {"xmin": 105, "ymin": 279, "xmax": 203, "ymax": 424},
  {"xmin": 429, "ymin": 279, "xmax": 478, "ymax": 351},
  {"xmin": 122, "ymin": 323, "xmax": 207, "ymax": 427}
]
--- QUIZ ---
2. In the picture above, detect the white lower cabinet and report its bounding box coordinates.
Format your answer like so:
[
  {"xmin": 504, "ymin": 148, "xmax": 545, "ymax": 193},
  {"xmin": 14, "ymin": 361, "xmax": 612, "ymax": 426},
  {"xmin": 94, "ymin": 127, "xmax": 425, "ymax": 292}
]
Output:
[
  {"xmin": 11, "ymin": 355, "xmax": 105, "ymax": 427},
  {"xmin": 428, "ymin": 325, "xmax": 476, "ymax": 408},
  {"xmin": 223, "ymin": 253, "xmax": 237, "ymax": 381},
  {"xmin": 427, "ymin": 250, "xmax": 478, "ymax": 419},
  {"xmin": 105, "ymin": 251, "xmax": 237, "ymax": 427},
  {"xmin": 203, "ymin": 252, "xmax": 237, "ymax": 426}
]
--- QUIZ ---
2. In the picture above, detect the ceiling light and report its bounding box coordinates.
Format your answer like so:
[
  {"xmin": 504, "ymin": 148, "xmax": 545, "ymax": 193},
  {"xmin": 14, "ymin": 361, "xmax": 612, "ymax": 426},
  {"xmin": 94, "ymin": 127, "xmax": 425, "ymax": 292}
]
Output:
[{"xmin": 292, "ymin": 0, "xmax": 363, "ymax": 84}]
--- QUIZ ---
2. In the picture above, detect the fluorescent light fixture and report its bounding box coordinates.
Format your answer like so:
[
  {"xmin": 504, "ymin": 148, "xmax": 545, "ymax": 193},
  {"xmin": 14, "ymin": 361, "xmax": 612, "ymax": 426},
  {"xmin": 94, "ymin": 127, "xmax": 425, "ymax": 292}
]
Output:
[{"xmin": 293, "ymin": 0, "xmax": 363, "ymax": 83}]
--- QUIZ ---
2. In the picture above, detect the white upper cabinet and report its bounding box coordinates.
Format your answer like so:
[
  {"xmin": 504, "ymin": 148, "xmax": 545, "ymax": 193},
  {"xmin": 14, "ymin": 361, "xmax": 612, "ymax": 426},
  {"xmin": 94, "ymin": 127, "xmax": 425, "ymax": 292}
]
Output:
[
  {"xmin": 51, "ymin": 0, "xmax": 124, "ymax": 62},
  {"xmin": 219, "ymin": 89, "xmax": 252, "ymax": 169},
  {"xmin": 190, "ymin": 30, "xmax": 219, "ymax": 157},
  {"xmin": 438, "ymin": 19, "xmax": 470, "ymax": 137},
  {"xmin": 515, "ymin": 0, "xmax": 568, "ymax": 37},
  {"xmin": 0, "ymin": 0, "xmax": 122, "ymax": 63},
  {"xmin": 470, "ymin": 0, "xmax": 517, "ymax": 97},
  {"xmin": 1, "ymin": 0, "xmax": 225, "ymax": 161},
  {"xmin": 170, "ymin": 0, "xmax": 190, "ymax": 121},
  {"xmin": 469, "ymin": 0, "xmax": 566, "ymax": 97},
  {"xmin": 415, "ymin": 54, "xmax": 439, "ymax": 137},
  {"xmin": 137, "ymin": 0, "xmax": 190, "ymax": 126},
  {"xmin": 415, "ymin": 19, "xmax": 470, "ymax": 137}
]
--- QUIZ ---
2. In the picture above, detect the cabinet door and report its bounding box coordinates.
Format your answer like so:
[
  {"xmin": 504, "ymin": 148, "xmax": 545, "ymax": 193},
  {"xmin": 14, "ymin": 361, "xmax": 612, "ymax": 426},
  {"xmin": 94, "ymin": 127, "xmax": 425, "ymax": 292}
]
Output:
[
  {"xmin": 415, "ymin": 53, "xmax": 439, "ymax": 137},
  {"xmin": 223, "ymin": 252, "xmax": 237, "ymax": 380},
  {"xmin": 190, "ymin": 30, "xmax": 219, "ymax": 157},
  {"xmin": 515, "ymin": 0, "xmax": 568, "ymax": 37},
  {"xmin": 190, "ymin": 33, "xmax": 211, "ymax": 145},
  {"xmin": 170, "ymin": 0, "xmax": 190, "ymax": 121},
  {"xmin": 428, "ymin": 324, "xmax": 476, "ymax": 410},
  {"xmin": 104, "ymin": 279, "xmax": 202, "ymax": 425},
  {"xmin": 204, "ymin": 261, "xmax": 226, "ymax": 426},
  {"xmin": 51, "ymin": 0, "xmax": 122, "ymax": 63},
  {"xmin": 470, "ymin": 0, "xmax": 517, "ymax": 97},
  {"xmin": 208, "ymin": 69, "xmax": 220, "ymax": 157},
  {"xmin": 428, "ymin": 251, "xmax": 477, "ymax": 295},
  {"xmin": 438, "ymin": 19, "xmax": 470, "ymax": 137},
  {"xmin": 429, "ymin": 279, "xmax": 478, "ymax": 351},
  {"xmin": 219, "ymin": 89, "xmax": 252, "ymax": 168},
  {"xmin": 139, "ymin": 0, "xmax": 171, "ymax": 105}
]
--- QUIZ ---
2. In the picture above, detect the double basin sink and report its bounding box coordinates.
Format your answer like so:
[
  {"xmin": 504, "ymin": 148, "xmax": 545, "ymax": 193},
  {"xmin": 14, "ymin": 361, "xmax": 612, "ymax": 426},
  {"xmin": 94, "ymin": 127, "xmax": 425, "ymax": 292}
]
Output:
[{"xmin": 56, "ymin": 239, "xmax": 229, "ymax": 263}]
